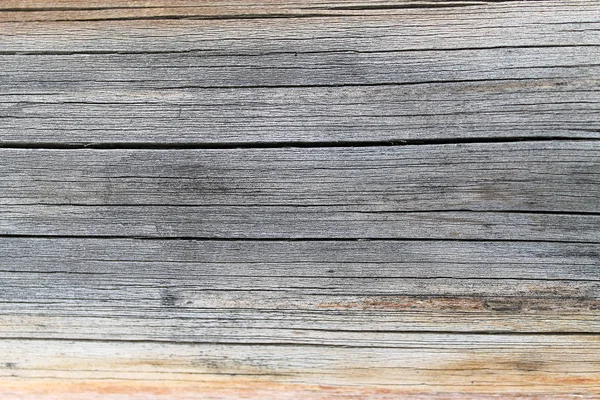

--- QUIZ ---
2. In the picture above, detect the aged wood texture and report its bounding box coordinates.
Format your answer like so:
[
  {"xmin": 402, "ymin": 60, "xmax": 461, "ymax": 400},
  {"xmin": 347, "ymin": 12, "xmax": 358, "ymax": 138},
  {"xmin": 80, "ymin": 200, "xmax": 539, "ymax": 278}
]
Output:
[
  {"xmin": 0, "ymin": 143, "xmax": 598, "ymax": 241},
  {"xmin": 0, "ymin": 1, "xmax": 599, "ymax": 144},
  {"xmin": 0, "ymin": 0, "xmax": 599, "ymax": 399},
  {"xmin": 2, "ymin": 238, "xmax": 600, "ymax": 339}
]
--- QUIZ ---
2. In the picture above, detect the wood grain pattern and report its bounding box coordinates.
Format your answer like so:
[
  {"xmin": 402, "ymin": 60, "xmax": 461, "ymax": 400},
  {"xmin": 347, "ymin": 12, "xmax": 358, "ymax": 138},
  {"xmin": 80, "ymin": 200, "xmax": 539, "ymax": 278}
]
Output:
[
  {"xmin": 1, "ymin": 142, "xmax": 598, "ymax": 211},
  {"xmin": 1, "ymin": 238, "xmax": 599, "ymax": 341},
  {"xmin": 1, "ymin": 336, "xmax": 600, "ymax": 398},
  {"xmin": 1, "ymin": 0, "xmax": 599, "ymax": 398},
  {"xmin": 0, "ymin": 142, "xmax": 598, "ymax": 241},
  {"xmin": 0, "ymin": 0, "xmax": 598, "ymax": 144}
]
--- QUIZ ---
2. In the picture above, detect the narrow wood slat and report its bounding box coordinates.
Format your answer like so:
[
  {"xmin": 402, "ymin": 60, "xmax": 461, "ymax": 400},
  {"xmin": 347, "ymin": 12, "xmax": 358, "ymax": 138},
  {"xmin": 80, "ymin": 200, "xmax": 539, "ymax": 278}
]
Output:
[
  {"xmin": 1, "ymin": 0, "xmax": 596, "ymax": 21},
  {"xmin": 1, "ymin": 77, "xmax": 597, "ymax": 144},
  {"xmin": 2, "ymin": 205, "xmax": 598, "ymax": 241},
  {"xmin": 3, "ymin": 142, "xmax": 597, "ymax": 211}
]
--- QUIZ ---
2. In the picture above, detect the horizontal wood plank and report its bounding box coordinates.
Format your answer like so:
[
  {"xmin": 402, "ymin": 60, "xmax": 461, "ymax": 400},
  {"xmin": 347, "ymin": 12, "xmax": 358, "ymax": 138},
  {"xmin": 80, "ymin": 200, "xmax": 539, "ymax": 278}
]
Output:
[
  {"xmin": 2, "ymin": 142, "xmax": 597, "ymax": 211},
  {"xmin": 1, "ymin": 78, "xmax": 597, "ymax": 144},
  {"xmin": 0, "ymin": 0, "xmax": 598, "ymax": 144},
  {"xmin": 2, "ymin": 205, "xmax": 598, "ymax": 241},
  {"xmin": 1, "ymin": 336, "xmax": 600, "ymax": 399},
  {"xmin": 1, "ymin": 238, "xmax": 599, "ymax": 341},
  {"xmin": 0, "ymin": 141, "xmax": 597, "ymax": 241},
  {"xmin": 1, "ymin": 0, "xmax": 598, "ymax": 21}
]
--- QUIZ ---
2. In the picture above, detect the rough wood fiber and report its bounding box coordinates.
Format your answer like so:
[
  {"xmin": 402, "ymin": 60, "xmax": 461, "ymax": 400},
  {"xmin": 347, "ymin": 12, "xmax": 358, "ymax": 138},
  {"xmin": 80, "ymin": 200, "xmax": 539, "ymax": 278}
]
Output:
[
  {"xmin": 1, "ymin": 142, "xmax": 598, "ymax": 210},
  {"xmin": 1, "ymin": 0, "xmax": 599, "ymax": 399},
  {"xmin": 1, "ymin": 337, "xmax": 600, "ymax": 399},
  {"xmin": 0, "ymin": 0, "xmax": 598, "ymax": 144},
  {"xmin": 1, "ymin": 238, "xmax": 600, "ymax": 341},
  {"xmin": 0, "ymin": 142, "xmax": 598, "ymax": 241}
]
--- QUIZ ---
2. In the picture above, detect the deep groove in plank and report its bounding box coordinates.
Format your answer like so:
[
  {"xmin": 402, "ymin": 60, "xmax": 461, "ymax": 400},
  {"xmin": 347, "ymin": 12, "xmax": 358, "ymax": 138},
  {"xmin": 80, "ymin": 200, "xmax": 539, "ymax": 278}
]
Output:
[
  {"xmin": 4, "ymin": 204, "xmax": 600, "ymax": 217},
  {"xmin": 1, "ymin": 234, "xmax": 598, "ymax": 244},
  {"xmin": 1, "ymin": 136, "xmax": 598, "ymax": 150},
  {"xmin": 321, "ymin": 1, "xmax": 554, "ymax": 11},
  {"xmin": 0, "ymin": 13, "xmax": 353, "ymax": 23},
  {"xmin": 3, "ymin": 332, "xmax": 600, "ymax": 347},
  {"xmin": 1, "ymin": 44, "xmax": 599, "ymax": 57}
]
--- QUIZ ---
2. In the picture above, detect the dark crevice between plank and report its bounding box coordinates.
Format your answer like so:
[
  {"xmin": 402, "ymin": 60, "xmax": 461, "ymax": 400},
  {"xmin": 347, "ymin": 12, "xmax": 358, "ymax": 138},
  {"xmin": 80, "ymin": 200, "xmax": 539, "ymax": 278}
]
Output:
[
  {"xmin": 0, "ymin": 13, "xmax": 352, "ymax": 23},
  {"xmin": 0, "ymin": 0, "xmax": 554, "ymax": 23},
  {"xmin": 1, "ymin": 44, "xmax": 597, "ymax": 57},
  {"xmin": 0, "ymin": 6, "xmax": 242, "ymax": 12},
  {"xmin": 0, "ymin": 136, "xmax": 598, "ymax": 150},
  {"xmin": 159, "ymin": 77, "xmax": 579, "ymax": 90},
  {"xmin": 318, "ymin": 0, "xmax": 550, "ymax": 11},
  {"xmin": 347, "ymin": 210, "xmax": 600, "ymax": 216},
  {"xmin": 5, "ymin": 205, "xmax": 600, "ymax": 217},
  {"xmin": 1, "ymin": 332, "xmax": 599, "ymax": 348},
  {"xmin": 0, "ymin": 235, "xmax": 598, "ymax": 244},
  {"xmin": 1, "ymin": 271, "xmax": 598, "ymax": 282},
  {"xmin": 0, "ymin": 1, "xmax": 546, "ymax": 13}
]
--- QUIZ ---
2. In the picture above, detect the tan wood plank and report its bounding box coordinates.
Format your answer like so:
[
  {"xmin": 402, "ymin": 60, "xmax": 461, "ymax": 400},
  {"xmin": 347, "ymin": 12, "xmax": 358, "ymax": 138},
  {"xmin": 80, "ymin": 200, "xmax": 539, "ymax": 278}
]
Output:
[{"xmin": 1, "ymin": 336, "xmax": 599, "ymax": 399}]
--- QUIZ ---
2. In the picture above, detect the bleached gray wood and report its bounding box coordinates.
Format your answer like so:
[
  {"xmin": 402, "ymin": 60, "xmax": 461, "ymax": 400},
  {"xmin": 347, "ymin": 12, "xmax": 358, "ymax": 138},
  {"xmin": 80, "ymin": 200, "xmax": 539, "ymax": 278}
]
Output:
[
  {"xmin": 1, "ymin": 237, "xmax": 599, "ymax": 342},
  {"xmin": 3, "ymin": 2, "xmax": 598, "ymax": 53},
  {"xmin": 0, "ymin": 141, "xmax": 598, "ymax": 210},
  {"xmin": 4, "ymin": 311, "xmax": 600, "ymax": 344},
  {"xmin": 4, "ymin": 238, "xmax": 598, "ymax": 280},
  {"xmin": 0, "ymin": 0, "xmax": 598, "ymax": 144},
  {"xmin": 1, "ymin": 79, "xmax": 598, "ymax": 144},
  {"xmin": 2, "ymin": 205, "xmax": 598, "ymax": 241},
  {"xmin": 1, "ymin": 0, "xmax": 598, "ymax": 22},
  {"xmin": 0, "ymin": 142, "xmax": 597, "ymax": 240}
]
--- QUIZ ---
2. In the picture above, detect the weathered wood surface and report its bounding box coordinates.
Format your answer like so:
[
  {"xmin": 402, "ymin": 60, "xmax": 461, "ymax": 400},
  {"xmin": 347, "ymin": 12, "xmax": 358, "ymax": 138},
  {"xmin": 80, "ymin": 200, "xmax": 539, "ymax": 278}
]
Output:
[
  {"xmin": 1, "ymin": 337, "xmax": 600, "ymax": 399},
  {"xmin": 1, "ymin": 143, "xmax": 598, "ymax": 241},
  {"xmin": 1, "ymin": 0, "xmax": 599, "ymax": 144},
  {"xmin": 2, "ymin": 238, "xmax": 600, "ymax": 338},
  {"xmin": 1, "ymin": 0, "xmax": 599, "ymax": 399}
]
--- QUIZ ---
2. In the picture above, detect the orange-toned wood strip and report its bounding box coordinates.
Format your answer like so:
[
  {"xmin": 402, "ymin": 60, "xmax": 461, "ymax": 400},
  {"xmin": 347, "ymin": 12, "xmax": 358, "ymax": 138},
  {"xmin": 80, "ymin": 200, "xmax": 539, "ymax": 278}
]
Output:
[{"xmin": 1, "ymin": 337, "xmax": 599, "ymax": 398}]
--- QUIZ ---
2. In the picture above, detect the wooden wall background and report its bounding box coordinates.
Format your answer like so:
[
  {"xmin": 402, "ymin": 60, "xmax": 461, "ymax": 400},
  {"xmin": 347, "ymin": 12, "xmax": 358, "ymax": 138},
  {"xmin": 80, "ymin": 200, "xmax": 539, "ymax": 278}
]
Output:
[{"xmin": 0, "ymin": 0, "xmax": 599, "ymax": 398}]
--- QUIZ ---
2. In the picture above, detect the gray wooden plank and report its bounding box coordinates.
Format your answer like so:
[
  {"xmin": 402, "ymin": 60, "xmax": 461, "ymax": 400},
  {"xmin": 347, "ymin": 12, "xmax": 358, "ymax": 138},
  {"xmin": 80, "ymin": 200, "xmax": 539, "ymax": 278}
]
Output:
[
  {"xmin": 4, "ymin": 238, "xmax": 597, "ymax": 280},
  {"xmin": 4, "ymin": 310, "xmax": 600, "ymax": 343},
  {"xmin": 1, "ymin": 76, "xmax": 597, "ymax": 144},
  {"xmin": 3, "ymin": 275, "xmax": 599, "ymax": 307},
  {"xmin": 1, "ymin": 142, "xmax": 598, "ymax": 211},
  {"xmin": 2, "ymin": 2, "xmax": 597, "ymax": 53},
  {"xmin": 1, "ymin": 142, "xmax": 597, "ymax": 240},
  {"xmin": 1, "ymin": 0, "xmax": 597, "ymax": 22},
  {"xmin": 0, "ymin": 237, "xmax": 598, "ymax": 339},
  {"xmin": 1, "ymin": 205, "xmax": 598, "ymax": 241},
  {"xmin": 3, "ymin": 263, "xmax": 598, "ymax": 302},
  {"xmin": 0, "ymin": 0, "xmax": 598, "ymax": 143}
]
